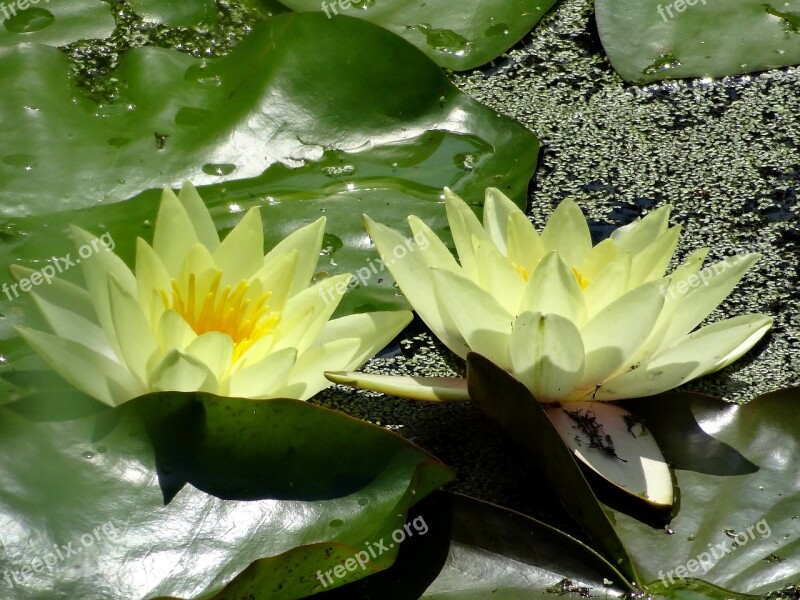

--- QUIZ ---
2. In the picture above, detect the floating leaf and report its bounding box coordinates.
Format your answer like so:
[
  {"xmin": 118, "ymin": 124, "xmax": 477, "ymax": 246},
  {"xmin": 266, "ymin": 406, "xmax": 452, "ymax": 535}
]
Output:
[
  {"xmin": 0, "ymin": 390, "xmax": 453, "ymax": 598},
  {"xmin": 0, "ymin": 0, "xmax": 114, "ymax": 47},
  {"xmin": 596, "ymin": 0, "xmax": 800, "ymax": 82},
  {"xmin": 129, "ymin": 0, "xmax": 216, "ymax": 27},
  {"xmin": 274, "ymin": 2, "xmax": 560, "ymax": 70}
]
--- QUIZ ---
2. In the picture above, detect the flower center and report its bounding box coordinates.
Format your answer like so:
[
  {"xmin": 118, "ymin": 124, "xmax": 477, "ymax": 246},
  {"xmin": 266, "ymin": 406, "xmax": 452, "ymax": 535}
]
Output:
[
  {"xmin": 161, "ymin": 271, "xmax": 280, "ymax": 361},
  {"xmin": 571, "ymin": 266, "xmax": 590, "ymax": 290}
]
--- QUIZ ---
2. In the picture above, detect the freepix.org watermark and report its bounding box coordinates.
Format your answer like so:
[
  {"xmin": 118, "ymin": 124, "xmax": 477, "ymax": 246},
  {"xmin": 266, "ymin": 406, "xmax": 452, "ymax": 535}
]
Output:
[
  {"xmin": 0, "ymin": 0, "xmax": 51, "ymax": 22},
  {"xmin": 658, "ymin": 519, "xmax": 771, "ymax": 587},
  {"xmin": 657, "ymin": 0, "xmax": 707, "ymax": 22},
  {"xmin": 3, "ymin": 521, "xmax": 120, "ymax": 587},
  {"xmin": 2, "ymin": 232, "xmax": 115, "ymax": 301},
  {"xmin": 315, "ymin": 515, "xmax": 429, "ymax": 588},
  {"xmin": 318, "ymin": 229, "xmax": 429, "ymax": 305}
]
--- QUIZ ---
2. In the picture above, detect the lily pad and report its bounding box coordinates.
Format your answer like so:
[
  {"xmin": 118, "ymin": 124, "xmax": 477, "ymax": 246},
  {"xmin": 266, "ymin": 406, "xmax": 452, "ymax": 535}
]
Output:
[
  {"xmin": 276, "ymin": 1, "xmax": 560, "ymax": 70},
  {"xmin": 0, "ymin": 0, "xmax": 114, "ymax": 47},
  {"xmin": 0, "ymin": 390, "xmax": 453, "ymax": 599},
  {"xmin": 609, "ymin": 388, "xmax": 800, "ymax": 595},
  {"xmin": 595, "ymin": 0, "xmax": 800, "ymax": 83}
]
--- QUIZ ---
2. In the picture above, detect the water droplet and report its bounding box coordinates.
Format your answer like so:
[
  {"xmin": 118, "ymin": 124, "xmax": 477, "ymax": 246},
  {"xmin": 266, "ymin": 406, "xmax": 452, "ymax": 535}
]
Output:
[
  {"xmin": 642, "ymin": 54, "xmax": 682, "ymax": 76},
  {"xmin": 320, "ymin": 233, "xmax": 343, "ymax": 256},
  {"xmin": 329, "ymin": 519, "xmax": 344, "ymax": 528},
  {"xmin": 321, "ymin": 164, "xmax": 356, "ymax": 177},
  {"xmin": 357, "ymin": 497, "xmax": 369, "ymax": 506},
  {"xmin": 108, "ymin": 137, "xmax": 130, "ymax": 148},
  {"xmin": 311, "ymin": 271, "xmax": 330, "ymax": 283},
  {"xmin": 411, "ymin": 24, "xmax": 472, "ymax": 57},
  {"xmin": 485, "ymin": 23, "xmax": 509, "ymax": 36},
  {"xmin": 96, "ymin": 446, "xmax": 108, "ymax": 454},
  {"xmin": 175, "ymin": 107, "xmax": 213, "ymax": 127},
  {"xmin": 81, "ymin": 451, "xmax": 95, "ymax": 460},
  {"xmin": 687, "ymin": 534, "xmax": 696, "ymax": 541},
  {"xmin": 454, "ymin": 152, "xmax": 477, "ymax": 170},
  {"xmin": 4, "ymin": 8, "xmax": 54, "ymax": 33},
  {"xmin": 3, "ymin": 153, "xmax": 35, "ymax": 171},
  {"xmin": 665, "ymin": 526, "xmax": 674, "ymax": 535},
  {"xmin": 202, "ymin": 163, "xmax": 237, "ymax": 176}
]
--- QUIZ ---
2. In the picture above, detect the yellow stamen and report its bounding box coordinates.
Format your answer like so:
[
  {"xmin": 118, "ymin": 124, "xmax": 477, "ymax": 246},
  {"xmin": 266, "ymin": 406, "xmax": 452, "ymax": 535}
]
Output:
[
  {"xmin": 161, "ymin": 270, "xmax": 280, "ymax": 361},
  {"xmin": 572, "ymin": 266, "xmax": 590, "ymax": 290},
  {"xmin": 512, "ymin": 262, "xmax": 529, "ymax": 282}
]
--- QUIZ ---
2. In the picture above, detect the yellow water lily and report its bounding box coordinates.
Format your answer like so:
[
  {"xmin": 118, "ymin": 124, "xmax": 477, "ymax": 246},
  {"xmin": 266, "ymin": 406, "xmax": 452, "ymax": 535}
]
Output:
[
  {"xmin": 13, "ymin": 182, "xmax": 411, "ymax": 406},
  {"xmin": 327, "ymin": 187, "xmax": 772, "ymax": 403}
]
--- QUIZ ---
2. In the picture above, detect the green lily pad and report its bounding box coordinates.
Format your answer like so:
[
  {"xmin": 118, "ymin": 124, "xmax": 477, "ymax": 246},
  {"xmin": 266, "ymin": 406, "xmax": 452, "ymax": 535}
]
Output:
[
  {"xmin": 609, "ymin": 388, "xmax": 800, "ymax": 595},
  {"xmin": 595, "ymin": 0, "xmax": 800, "ymax": 83},
  {"xmin": 276, "ymin": 1, "xmax": 560, "ymax": 70},
  {"xmin": 0, "ymin": 0, "xmax": 114, "ymax": 47},
  {"xmin": 465, "ymin": 353, "xmax": 642, "ymax": 587},
  {"xmin": 129, "ymin": 0, "xmax": 216, "ymax": 27},
  {"xmin": 0, "ymin": 390, "xmax": 453, "ymax": 599}
]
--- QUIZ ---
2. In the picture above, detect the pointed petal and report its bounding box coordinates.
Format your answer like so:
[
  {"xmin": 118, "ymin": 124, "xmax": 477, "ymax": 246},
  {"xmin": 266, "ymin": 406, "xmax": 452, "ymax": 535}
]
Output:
[
  {"xmin": 506, "ymin": 209, "xmax": 546, "ymax": 276},
  {"xmin": 597, "ymin": 314, "xmax": 773, "ymax": 399},
  {"xmin": 432, "ymin": 268, "xmax": 514, "ymax": 369},
  {"xmin": 654, "ymin": 253, "xmax": 761, "ymax": 354},
  {"xmin": 135, "ymin": 238, "xmax": 172, "ymax": 326},
  {"xmin": 365, "ymin": 215, "xmax": 466, "ymax": 356},
  {"xmin": 10, "ymin": 264, "xmax": 96, "ymax": 324},
  {"xmin": 578, "ymin": 238, "xmax": 618, "ymax": 280},
  {"xmin": 178, "ymin": 181, "xmax": 219, "ymax": 251},
  {"xmin": 540, "ymin": 199, "xmax": 592, "ymax": 268},
  {"xmin": 275, "ymin": 274, "xmax": 351, "ymax": 354},
  {"xmin": 152, "ymin": 188, "xmax": 199, "ymax": 277},
  {"xmin": 509, "ymin": 311, "xmax": 585, "ymax": 402},
  {"xmin": 407, "ymin": 216, "xmax": 460, "ymax": 271},
  {"xmin": 444, "ymin": 187, "xmax": 490, "ymax": 280},
  {"xmin": 71, "ymin": 225, "xmax": 136, "ymax": 358},
  {"xmin": 264, "ymin": 217, "xmax": 325, "ymax": 297},
  {"xmin": 610, "ymin": 205, "xmax": 671, "ymax": 254},
  {"xmin": 581, "ymin": 253, "xmax": 632, "ymax": 319},
  {"xmin": 482, "ymin": 187, "xmax": 523, "ymax": 255},
  {"xmin": 148, "ymin": 349, "xmax": 218, "ymax": 393},
  {"xmin": 248, "ymin": 249, "xmax": 298, "ymax": 312},
  {"xmin": 156, "ymin": 309, "xmax": 197, "ymax": 353},
  {"xmin": 14, "ymin": 326, "xmax": 142, "ymax": 406},
  {"xmin": 546, "ymin": 402, "xmax": 673, "ymax": 506},
  {"xmin": 184, "ymin": 331, "xmax": 235, "ymax": 382},
  {"xmin": 629, "ymin": 225, "xmax": 681, "ymax": 285},
  {"xmin": 279, "ymin": 338, "xmax": 362, "ymax": 400},
  {"xmin": 520, "ymin": 251, "xmax": 587, "ymax": 327},
  {"xmin": 227, "ymin": 346, "xmax": 297, "ymax": 398},
  {"xmin": 320, "ymin": 310, "xmax": 412, "ymax": 363},
  {"xmin": 213, "ymin": 207, "xmax": 264, "ymax": 285},
  {"xmin": 474, "ymin": 238, "xmax": 526, "ymax": 314},
  {"xmin": 108, "ymin": 275, "xmax": 158, "ymax": 384},
  {"xmin": 325, "ymin": 372, "xmax": 469, "ymax": 401},
  {"xmin": 578, "ymin": 280, "xmax": 667, "ymax": 389}
]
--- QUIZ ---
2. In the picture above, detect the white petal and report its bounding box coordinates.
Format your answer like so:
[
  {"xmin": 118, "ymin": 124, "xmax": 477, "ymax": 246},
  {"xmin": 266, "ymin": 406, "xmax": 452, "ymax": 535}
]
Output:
[
  {"xmin": 248, "ymin": 249, "xmax": 298, "ymax": 312},
  {"xmin": 184, "ymin": 332, "xmax": 235, "ymax": 382},
  {"xmin": 108, "ymin": 275, "xmax": 159, "ymax": 384},
  {"xmin": 178, "ymin": 181, "xmax": 220, "ymax": 251},
  {"xmin": 506, "ymin": 209, "xmax": 546, "ymax": 276},
  {"xmin": 155, "ymin": 309, "xmax": 198, "ymax": 354},
  {"xmin": 325, "ymin": 372, "xmax": 469, "ymax": 402},
  {"xmin": 319, "ymin": 310, "xmax": 413, "ymax": 367},
  {"xmin": 227, "ymin": 347, "xmax": 297, "ymax": 398},
  {"xmin": 596, "ymin": 314, "xmax": 773, "ymax": 400},
  {"xmin": 509, "ymin": 311, "xmax": 585, "ymax": 402},
  {"xmin": 263, "ymin": 217, "xmax": 325, "ymax": 297},
  {"xmin": 14, "ymin": 326, "xmax": 143, "ymax": 406},
  {"xmin": 279, "ymin": 338, "xmax": 362, "ymax": 400},
  {"xmin": 473, "ymin": 238, "xmax": 526, "ymax": 314},
  {"xmin": 540, "ymin": 199, "xmax": 592, "ymax": 268},
  {"xmin": 135, "ymin": 238, "xmax": 172, "ymax": 327},
  {"xmin": 629, "ymin": 226, "xmax": 681, "ymax": 285},
  {"xmin": 482, "ymin": 187, "xmax": 523, "ymax": 255},
  {"xmin": 152, "ymin": 188, "xmax": 199, "ymax": 277},
  {"xmin": 148, "ymin": 350, "xmax": 218, "ymax": 394},
  {"xmin": 546, "ymin": 402, "xmax": 673, "ymax": 506},
  {"xmin": 610, "ymin": 205, "xmax": 671, "ymax": 254},
  {"xmin": 581, "ymin": 253, "xmax": 632, "ymax": 319},
  {"xmin": 578, "ymin": 279, "xmax": 666, "ymax": 389},
  {"xmin": 432, "ymin": 268, "xmax": 514, "ymax": 368},
  {"xmin": 443, "ymin": 187, "xmax": 490, "ymax": 281},
  {"xmin": 407, "ymin": 216, "xmax": 460, "ymax": 272},
  {"xmin": 520, "ymin": 251, "xmax": 587, "ymax": 327},
  {"xmin": 365, "ymin": 215, "xmax": 467, "ymax": 356},
  {"xmin": 213, "ymin": 207, "xmax": 264, "ymax": 285}
]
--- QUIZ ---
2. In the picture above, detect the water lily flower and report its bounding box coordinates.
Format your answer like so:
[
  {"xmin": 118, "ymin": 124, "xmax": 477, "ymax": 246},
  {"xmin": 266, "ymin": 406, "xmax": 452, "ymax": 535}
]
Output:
[
  {"xmin": 14, "ymin": 182, "xmax": 411, "ymax": 406},
  {"xmin": 326, "ymin": 188, "xmax": 772, "ymax": 507},
  {"xmin": 328, "ymin": 187, "xmax": 772, "ymax": 404}
]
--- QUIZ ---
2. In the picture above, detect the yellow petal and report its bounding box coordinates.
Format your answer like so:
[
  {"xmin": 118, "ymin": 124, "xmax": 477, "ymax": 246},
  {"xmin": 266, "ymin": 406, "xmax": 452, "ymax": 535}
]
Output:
[
  {"xmin": 178, "ymin": 181, "xmax": 219, "ymax": 251},
  {"xmin": 213, "ymin": 207, "xmax": 264, "ymax": 286},
  {"xmin": 148, "ymin": 349, "xmax": 218, "ymax": 393},
  {"xmin": 482, "ymin": 187, "xmax": 524, "ymax": 255},
  {"xmin": 152, "ymin": 188, "xmax": 199, "ymax": 277},
  {"xmin": 227, "ymin": 346, "xmax": 297, "ymax": 398},
  {"xmin": 520, "ymin": 251, "xmax": 587, "ymax": 327},
  {"xmin": 540, "ymin": 199, "xmax": 592, "ymax": 268},
  {"xmin": 443, "ymin": 187, "xmax": 490, "ymax": 281},
  {"xmin": 108, "ymin": 274, "xmax": 158, "ymax": 384},
  {"xmin": 263, "ymin": 217, "xmax": 325, "ymax": 297},
  {"xmin": 325, "ymin": 372, "xmax": 469, "ymax": 402}
]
